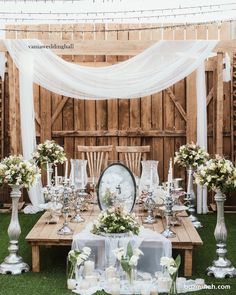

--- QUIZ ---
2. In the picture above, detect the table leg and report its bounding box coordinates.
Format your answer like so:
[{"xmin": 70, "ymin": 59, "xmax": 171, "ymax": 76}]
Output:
[
  {"xmin": 184, "ymin": 249, "xmax": 193, "ymax": 277},
  {"xmin": 32, "ymin": 244, "xmax": 40, "ymax": 272}
]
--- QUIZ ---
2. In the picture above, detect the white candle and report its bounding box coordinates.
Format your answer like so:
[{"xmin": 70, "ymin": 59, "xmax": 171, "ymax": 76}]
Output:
[
  {"xmin": 46, "ymin": 162, "xmax": 50, "ymax": 186},
  {"xmin": 150, "ymin": 286, "xmax": 158, "ymax": 295},
  {"xmin": 176, "ymin": 277, "xmax": 186, "ymax": 293},
  {"xmin": 141, "ymin": 288, "xmax": 150, "ymax": 295},
  {"xmin": 110, "ymin": 283, "xmax": 120, "ymax": 295},
  {"xmin": 81, "ymin": 162, "xmax": 84, "ymax": 188},
  {"xmin": 105, "ymin": 266, "xmax": 116, "ymax": 280},
  {"xmin": 70, "ymin": 160, "xmax": 74, "ymax": 186},
  {"xmin": 67, "ymin": 278, "xmax": 77, "ymax": 290},
  {"xmin": 83, "ymin": 260, "xmax": 95, "ymax": 276},
  {"xmin": 150, "ymin": 162, "xmax": 153, "ymax": 187},
  {"xmin": 65, "ymin": 160, "xmax": 68, "ymax": 181},
  {"xmin": 85, "ymin": 275, "xmax": 98, "ymax": 286},
  {"xmin": 79, "ymin": 279, "xmax": 90, "ymax": 290},
  {"xmin": 55, "ymin": 166, "xmax": 58, "ymax": 186}
]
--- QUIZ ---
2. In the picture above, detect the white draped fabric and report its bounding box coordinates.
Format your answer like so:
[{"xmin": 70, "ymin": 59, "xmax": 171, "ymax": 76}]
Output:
[
  {"xmin": 4, "ymin": 39, "xmax": 217, "ymax": 99},
  {"xmin": 2, "ymin": 39, "xmax": 218, "ymax": 211},
  {"xmin": 72, "ymin": 223, "xmax": 172, "ymax": 274}
]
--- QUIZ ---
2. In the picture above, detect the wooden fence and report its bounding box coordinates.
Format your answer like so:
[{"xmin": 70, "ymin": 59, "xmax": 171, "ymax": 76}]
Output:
[{"xmin": 0, "ymin": 22, "xmax": 235, "ymax": 205}]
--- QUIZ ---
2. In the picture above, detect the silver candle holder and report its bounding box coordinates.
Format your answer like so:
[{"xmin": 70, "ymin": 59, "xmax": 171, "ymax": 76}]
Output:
[
  {"xmin": 70, "ymin": 187, "xmax": 85, "ymax": 223},
  {"xmin": 57, "ymin": 185, "xmax": 73, "ymax": 235},
  {"xmin": 143, "ymin": 190, "xmax": 156, "ymax": 224},
  {"xmin": 185, "ymin": 167, "xmax": 202, "ymax": 228},
  {"xmin": 161, "ymin": 187, "xmax": 176, "ymax": 238}
]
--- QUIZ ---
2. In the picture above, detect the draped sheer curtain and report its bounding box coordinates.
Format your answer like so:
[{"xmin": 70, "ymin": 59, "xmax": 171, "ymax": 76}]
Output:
[{"xmin": 3, "ymin": 39, "xmax": 218, "ymax": 213}]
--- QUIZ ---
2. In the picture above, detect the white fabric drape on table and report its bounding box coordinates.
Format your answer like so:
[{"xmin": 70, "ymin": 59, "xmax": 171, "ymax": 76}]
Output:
[
  {"xmin": 72, "ymin": 223, "xmax": 172, "ymax": 274},
  {"xmin": 18, "ymin": 52, "xmax": 44, "ymax": 213},
  {"xmin": 196, "ymin": 62, "xmax": 208, "ymax": 214},
  {"xmin": 3, "ymin": 39, "xmax": 218, "ymax": 211}
]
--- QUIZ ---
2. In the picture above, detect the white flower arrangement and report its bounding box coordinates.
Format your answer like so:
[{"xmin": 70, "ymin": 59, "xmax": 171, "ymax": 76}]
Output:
[
  {"xmin": 0, "ymin": 155, "xmax": 40, "ymax": 188},
  {"xmin": 174, "ymin": 143, "xmax": 209, "ymax": 168},
  {"xmin": 67, "ymin": 247, "xmax": 91, "ymax": 279},
  {"xmin": 113, "ymin": 242, "xmax": 143, "ymax": 282},
  {"xmin": 160, "ymin": 255, "xmax": 181, "ymax": 293},
  {"xmin": 91, "ymin": 206, "xmax": 140, "ymax": 235},
  {"xmin": 32, "ymin": 140, "xmax": 67, "ymax": 167},
  {"xmin": 195, "ymin": 155, "xmax": 236, "ymax": 194}
]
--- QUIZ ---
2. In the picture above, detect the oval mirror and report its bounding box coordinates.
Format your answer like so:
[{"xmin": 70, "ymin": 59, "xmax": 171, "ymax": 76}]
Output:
[{"xmin": 97, "ymin": 163, "xmax": 136, "ymax": 212}]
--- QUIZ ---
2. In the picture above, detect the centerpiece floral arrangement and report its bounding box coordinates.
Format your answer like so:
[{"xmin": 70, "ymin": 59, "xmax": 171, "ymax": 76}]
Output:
[
  {"xmin": 174, "ymin": 143, "xmax": 209, "ymax": 168},
  {"xmin": 113, "ymin": 242, "xmax": 143, "ymax": 283},
  {"xmin": 195, "ymin": 155, "xmax": 236, "ymax": 194},
  {"xmin": 91, "ymin": 206, "xmax": 140, "ymax": 235},
  {"xmin": 0, "ymin": 155, "xmax": 40, "ymax": 188},
  {"xmin": 67, "ymin": 247, "xmax": 91, "ymax": 280},
  {"xmin": 160, "ymin": 255, "xmax": 181, "ymax": 295},
  {"xmin": 32, "ymin": 139, "xmax": 67, "ymax": 167}
]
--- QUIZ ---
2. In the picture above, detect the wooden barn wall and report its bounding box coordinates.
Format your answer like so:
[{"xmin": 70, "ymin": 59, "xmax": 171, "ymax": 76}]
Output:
[{"xmin": 0, "ymin": 22, "xmax": 235, "ymax": 204}]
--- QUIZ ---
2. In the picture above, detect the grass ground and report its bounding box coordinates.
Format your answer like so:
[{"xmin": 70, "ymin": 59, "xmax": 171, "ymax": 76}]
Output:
[{"xmin": 0, "ymin": 212, "xmax": 236, "ymax": 295}]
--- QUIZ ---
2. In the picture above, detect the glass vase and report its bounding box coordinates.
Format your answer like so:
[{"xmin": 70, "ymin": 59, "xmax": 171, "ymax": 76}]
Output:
[
  {"xmin": 66, "ymin": 256, "xmax": 77, "ymax": 290},
  {"xmin": 139, "ymin": 160, "xmax": 159, "ymax": 195},
  {"xmin": 169, "ymin": 273, "xmax": 178, "ymax": 295},
  {"xmin": 70, "ymin": 159, "xmax": 88, "ymax": 190}
]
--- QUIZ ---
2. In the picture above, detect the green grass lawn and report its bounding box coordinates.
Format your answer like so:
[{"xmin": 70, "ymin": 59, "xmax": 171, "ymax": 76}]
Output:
[{"xmin": 0, "ymin": 212, "xmax": 236, "ymax": 294}]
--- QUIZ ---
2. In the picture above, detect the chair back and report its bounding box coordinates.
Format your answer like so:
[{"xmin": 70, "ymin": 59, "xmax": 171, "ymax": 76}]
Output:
[
  {"xmin": 77, "ymin": 145, "xmax": 113, "ymax": 179},
  {"xmin": 115, "ymin": 145, "xmax": 150, "ymax": 176}
]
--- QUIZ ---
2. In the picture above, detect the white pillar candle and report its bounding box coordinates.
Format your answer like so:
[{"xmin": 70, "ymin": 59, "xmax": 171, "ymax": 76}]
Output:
[
  {"xmin": 105, "ymin": 266, "xmax": 116, "ymax": 279},
  {"xmin": 83, "ymin": 260, "xmax": 95, "ymax": 276},
  {"xmin": 141, "ymin": 288, "xmax": 150, "ymax": 295},
  {"xmin": 79, "ymin": 279, "xmax": 90, "ymax": 290},
  {"xmin": 85, "ymin": 275, "xmax": 98, "ymax": 286},
  {"xmin": 110, "ymin": 283, "xmax": 120, "ymax": 295},
  {"xmin": 67, "ymin": 278, "xmax": 77, "ymax": 290},
  {"xmin": 176, "ymin": 277, "xmax": 186, "ymax": 293},
  {"xmin": 65, "ymin": 160, "xmax": 68, "ymax": 181},
  {"xmin": 70, "ymin": 160, "xmax": 74, "ymax": 186},
  {"xmin": 55, "ymin": 165, "xmax": 58, "ymax": 186},
  {"xmin": 81, "ymin": 162, "xmax": 84, "ymax": 188},
  {"xmin": 150, "ymin": 162, "xmax": 153, "ymax": 187},
  {"xmin": 46, "ymin": 162, "xmax": 50, "ymax": 186},
  {"xmin": 150, "ymin": 286, "xmax": 158, "ymax": 295}
]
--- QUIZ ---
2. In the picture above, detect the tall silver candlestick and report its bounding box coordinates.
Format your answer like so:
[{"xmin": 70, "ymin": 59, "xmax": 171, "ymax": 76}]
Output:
[
  {"xmin": 186, "ymin": 167, "xmax": 202, "ymax": 228},
  {"xmin": 57, "ymin": 186, "xmax": 73, "ymax": 235},
  {"xmin": 71, "ymin": 187, "xmax": 85, "ymax": 223},
  {"xmin": 0, "ymin": 185, "xmax": 29, "ymax": 274}
]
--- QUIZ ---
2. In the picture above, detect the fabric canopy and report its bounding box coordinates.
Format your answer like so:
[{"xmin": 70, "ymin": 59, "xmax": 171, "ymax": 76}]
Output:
[
  {"xmin": 5, "ymin": 39, "xmax": 217, "ymax": 99},
  {"xmin": 2, "ymin": 39, "xmax": 218, "ymax": 213}
]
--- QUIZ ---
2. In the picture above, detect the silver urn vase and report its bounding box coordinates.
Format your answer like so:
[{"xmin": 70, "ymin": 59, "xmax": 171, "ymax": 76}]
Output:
[
  {"xmin": 0, "ymin": 185, "xmax": 29, "ymax": 274},
  {"xmin": 207, "ymin": 191, "xmax": 235, "ymax": 278}
]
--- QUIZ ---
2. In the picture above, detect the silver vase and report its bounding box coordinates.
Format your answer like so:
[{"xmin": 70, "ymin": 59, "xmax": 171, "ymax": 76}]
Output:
[
  {"xmin": 186, "ymin": 167, "xmax": 202, "ymax": 228},
  {"xmin": 207, "ymin": 191, "xmax": 236, "ymax": 278},
  {"xmin": 0, "ymin": 185, "xmax": 29, "ymax": 275}
]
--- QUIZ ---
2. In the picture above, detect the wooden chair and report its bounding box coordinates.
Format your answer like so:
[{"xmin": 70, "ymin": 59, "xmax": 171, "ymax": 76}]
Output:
[
  {"xmin": 77, "ymin": 145, "xmax": 113, "ymax": 180},
  {"xmin": 115, "ymin": 145, "xmax": 150, "ymax": 177}
]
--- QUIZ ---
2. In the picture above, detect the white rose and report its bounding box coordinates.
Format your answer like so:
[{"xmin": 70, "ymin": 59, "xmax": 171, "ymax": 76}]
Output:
[
  {"xmin": 168, "ymin": 266, "xmax": 178, "ymax": 275},
  {"xmin": 82, "ymin": 247, "xmax": 91, "ymax": 256},
  {"xmin": 133, "ymin": 248, "xmax": 143, "ymax": 257},
  {"xmin": 160, "ymin": 257, "xmax": 175, "ymax": 268}
]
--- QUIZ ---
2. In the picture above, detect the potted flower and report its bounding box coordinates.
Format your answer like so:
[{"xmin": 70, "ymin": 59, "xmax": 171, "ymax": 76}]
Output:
[
  {"xmin": 0, "ymin": 155, "xmax": 40, "ymax": 274},
  {"xmin": 160, "ymin": 255, "xmax": 181, "ymax": 295},
  {"xmin": 113, "ymin": 242, "xmax": 143, "ymax": 285},
  {"xmin": 91, "ymin": 206, "xmax": 140, "ymax": 236},
  {"xmin": 174, "ymin": 143, "xmax": 209, "ymax": 227},
  {"xmin": 195, "ymin": 155, "xmax": 236, "ymax": 278},
  {"xmin": 67, "ymin": 247, "xmax": 91, "ymax": 290}
]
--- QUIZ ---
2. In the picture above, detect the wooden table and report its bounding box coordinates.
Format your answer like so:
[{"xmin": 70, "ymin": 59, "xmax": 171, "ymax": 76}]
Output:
[{"xmin": 26, "ymin": 206, "xmax": 202, "ymax": 276}]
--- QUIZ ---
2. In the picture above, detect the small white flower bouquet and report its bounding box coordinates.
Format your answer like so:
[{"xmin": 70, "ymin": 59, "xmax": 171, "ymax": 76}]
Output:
[
  {"xmin": 113, "ymin": 242, "xmax": 143, "ymax": 283},
  {"xmin": 67, "ymin": 247, "xmax": 91, "ymax": 280},
  {"xmin": 174, "ymin": 143, "xmax": 209, "ymax": 168},
  {"xmin": 0, "ymin": 155, "xmax": 40, "ymax": 188},
  {"xmin": 160, "ymin": 255, "xmax": 181, "ymax": 294},
  {"xmin": 32, "ymin": 140, "xmax": 67, "ymax": 167},
  {"xmin": 195, "ymin": 155, "xmax": 236, "ymax": 194},
  {"xmin": 91, "ymin": 206, "xmax": 140, "ymax": 235}
]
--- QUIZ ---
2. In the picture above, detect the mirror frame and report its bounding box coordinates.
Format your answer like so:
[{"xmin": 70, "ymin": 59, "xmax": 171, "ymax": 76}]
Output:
[{"xmin": 97, "ymin": 162, "xmax": 137, "ymax": 212}]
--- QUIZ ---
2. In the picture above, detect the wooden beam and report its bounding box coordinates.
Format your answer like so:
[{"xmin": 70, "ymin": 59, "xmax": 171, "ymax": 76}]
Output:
[
  {"xmin": 186, "ymin": 71, "xmax": 197, "ymax": 143},
  {"xmin": 52, "ymin": 129, "xmax": 186, "ymax": 137},
  {"xmin": 165, "ymin": 88, "xmax": 187, "ymax": 121},
  {"xmin": 216, "ymin": 52, "xmax": 224, "ymax": 155},
  {"xmin": 1, "ymin": 40, "xmax": 236, "ymax": 55},
  {"xmin": 51, "ymin": 97, "xmax": 69, "ymax": 125},
  {"xmin": 206, "ymin": 87, "xmax": 214, "ymax": 106}
]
